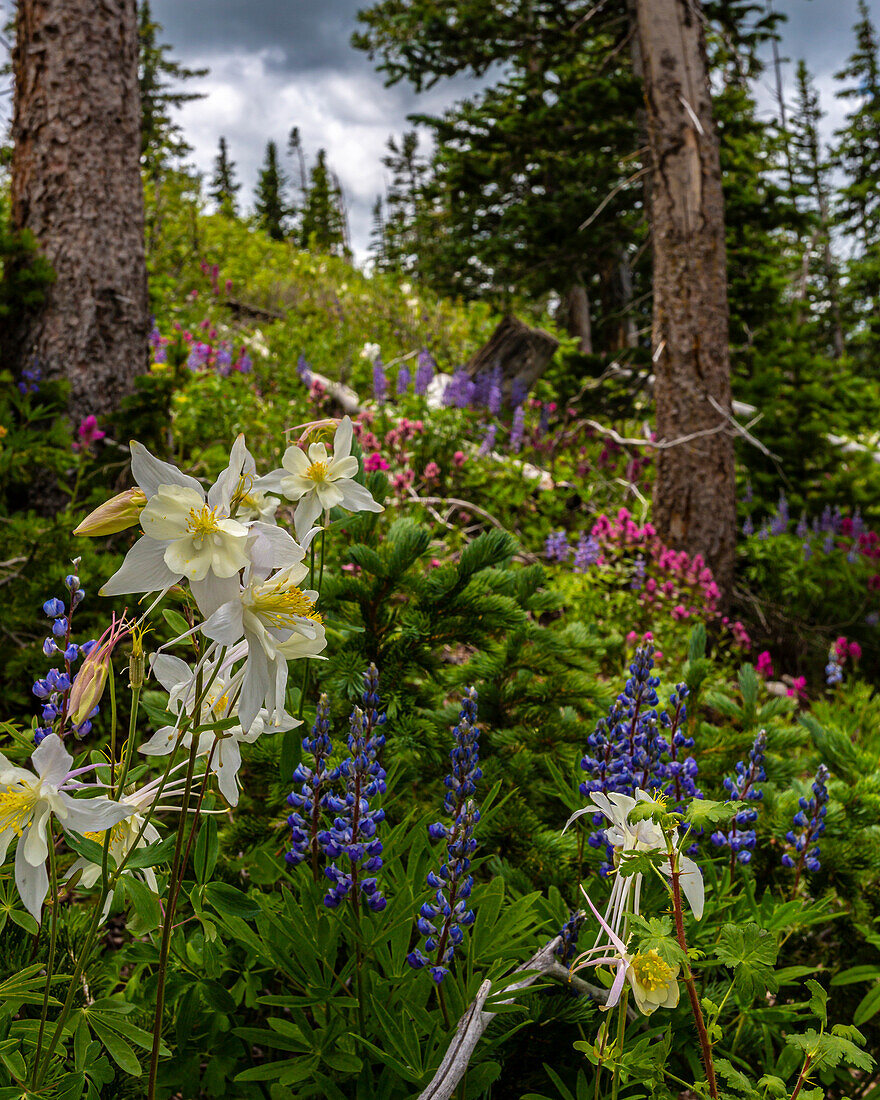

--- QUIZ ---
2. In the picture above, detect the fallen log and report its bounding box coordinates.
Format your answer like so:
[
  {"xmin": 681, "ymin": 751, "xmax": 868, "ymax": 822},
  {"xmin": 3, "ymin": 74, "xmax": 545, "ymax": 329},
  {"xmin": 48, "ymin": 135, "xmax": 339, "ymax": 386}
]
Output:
[{"xmin": 464, "ymin": 314, "xmax": 559, "ymax": 402}]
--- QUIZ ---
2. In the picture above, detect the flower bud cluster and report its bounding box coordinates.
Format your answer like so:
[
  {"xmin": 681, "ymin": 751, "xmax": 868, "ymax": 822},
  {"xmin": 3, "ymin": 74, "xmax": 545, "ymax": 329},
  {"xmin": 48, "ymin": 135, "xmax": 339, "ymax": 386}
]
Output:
[
  {"xmin": 782, "ymin": 764, "xmax": 829, "ymax": 876},
  {"xmin": 710, "ymin": 730, "xmax": 766, "ymax": 863},
  {"xmin": 32, "ymin": 573, "xmax": 98, "ymax": 744},
  {"xmin": 408, "ymin": 688, "xmax": 481, "ymax": 983}
]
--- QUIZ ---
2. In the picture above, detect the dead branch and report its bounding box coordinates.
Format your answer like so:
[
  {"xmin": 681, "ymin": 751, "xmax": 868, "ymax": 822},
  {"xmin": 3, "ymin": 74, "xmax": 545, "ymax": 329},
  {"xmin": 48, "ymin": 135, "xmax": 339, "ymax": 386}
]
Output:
[{"xmin": 417, "ymin": 932, "xmax": 610, "ymax": 1100}]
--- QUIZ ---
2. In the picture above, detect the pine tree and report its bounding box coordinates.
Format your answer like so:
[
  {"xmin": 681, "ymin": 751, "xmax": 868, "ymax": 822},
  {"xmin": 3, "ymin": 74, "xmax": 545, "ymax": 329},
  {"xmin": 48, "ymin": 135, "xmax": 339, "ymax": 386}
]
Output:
[
  {"xmin": 254, "ymin": 140, "xmax": 289, "ymax": 242},
  {"xmin": 298, "ymin": 149, "xmax": 350, "ymax": 257},
  {"xmin": 354, "ymin": 0, "xmax": 644, "ymax": 353},
  {"xmin": 368, "ymin": 195, "xmax": 387, "ymax": 270},
  {"xmin": 287, "ymin": 126, "xmax": 309, "ymax": 202},
  {"xmin": 789, "ymin": 62, "xmax": 845, "ymax": 359},
  {"xmin": 209, "ymin": 136, "xmax": 240, "ymax": 216},
  {"xmin": 832, "ymin": 0, "xmax": 880, "ymax": 366},
  {"xmin": 138, "ymin": 1, "xmax": 207, "ymax": 174}
]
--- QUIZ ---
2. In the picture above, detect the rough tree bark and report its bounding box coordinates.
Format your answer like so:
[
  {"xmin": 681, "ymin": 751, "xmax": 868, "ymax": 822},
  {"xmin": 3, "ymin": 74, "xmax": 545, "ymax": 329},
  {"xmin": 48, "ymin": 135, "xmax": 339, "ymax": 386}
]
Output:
[
  {"xmin": 566, "ymin": 282, "xmax": 593, "ymax": 355},
  {"xmin": 10, "ymin": 0, "xmax": 149, "ymax": 423},
  {"xmin": 635, "ymin": 0, "xmax": 736, "ymax": 602},
  {"xmin": 464, "ymin": 314, "xmax": 559, "ymax": 401}
]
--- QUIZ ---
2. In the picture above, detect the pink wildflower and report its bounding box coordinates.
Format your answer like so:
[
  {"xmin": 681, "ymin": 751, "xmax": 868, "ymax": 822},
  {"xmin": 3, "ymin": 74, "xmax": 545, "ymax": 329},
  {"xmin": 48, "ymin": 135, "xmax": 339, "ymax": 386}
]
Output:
[
  {"xmin": 787, "ymin": 676, "xmax": 807, "ymax": 701},
  {"xmin": 73, "ymin": 415, "xmax": 106, "ymax": 452},
  {"xmin": 453, "ymin": 450, "xmax": 467, "ymax": 468},
  {"xmin": 424, "ymin": 461, "xmax": 441, "ymax": 483},
  {"xmin": 756, "ymin": 651, "xmax": 773, "ymax": 678},
  {"xmin": 849, "ymin": 641, "xmax": 862, "ymax": 662},
  {"xmin": 364, "ymin": 453, "xmax": 390, "ymax": 472}
]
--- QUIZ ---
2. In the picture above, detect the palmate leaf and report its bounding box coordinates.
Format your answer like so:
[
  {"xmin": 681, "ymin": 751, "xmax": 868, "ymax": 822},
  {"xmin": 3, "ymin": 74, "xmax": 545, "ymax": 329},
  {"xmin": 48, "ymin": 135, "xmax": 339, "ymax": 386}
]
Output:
[
  {"xmin": 714, "ymin": 923, "xmax": 778, "ymax": 999},
  {"xmin": 785, "ymin": 1028, "xmax": 874, "ymax": 1072},
  {"xmin": 684, "ymin": 798, "xmax": 738, "ymax": 829}
]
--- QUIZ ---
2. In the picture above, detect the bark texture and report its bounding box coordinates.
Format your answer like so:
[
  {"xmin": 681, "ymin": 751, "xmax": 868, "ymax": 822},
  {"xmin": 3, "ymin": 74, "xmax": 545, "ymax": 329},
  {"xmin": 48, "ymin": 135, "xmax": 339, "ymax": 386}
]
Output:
[
  {"xmin": 10, "ymin": 0, "xmax": 149, "ymax": 422},
  {"xmin": 635, "ymin": 0, "xmax": 736, "ymax": 601}
]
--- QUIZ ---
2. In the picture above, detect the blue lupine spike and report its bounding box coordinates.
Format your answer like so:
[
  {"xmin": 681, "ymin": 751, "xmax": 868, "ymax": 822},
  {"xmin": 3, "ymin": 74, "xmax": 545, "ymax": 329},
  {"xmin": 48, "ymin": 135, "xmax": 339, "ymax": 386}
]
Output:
[{"xmin": 782, "ymin": 764, "xmax": 829, "ymax": 881}]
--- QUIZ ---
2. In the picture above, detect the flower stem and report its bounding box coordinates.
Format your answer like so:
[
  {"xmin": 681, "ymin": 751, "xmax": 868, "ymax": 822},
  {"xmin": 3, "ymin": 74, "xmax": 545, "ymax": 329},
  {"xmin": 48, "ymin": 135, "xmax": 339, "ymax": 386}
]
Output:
[
  {"xmin": 147, "ymin": 736, "xmax": 200, "ymax": 1100},
  {"xmin": 667, "ymin": 846, "xmax": 718, "ymax": 1100},
  {"xmin": 31, "ymin": 823, "xmax": 60, "ymax": 1087},
  {"xmin": 789, "ymin": 1054, "xmax": 812, "ymax": 1100},
  {"xmin": 610, "ymin": 986, "xmax": 629, "ymax": 1100}
]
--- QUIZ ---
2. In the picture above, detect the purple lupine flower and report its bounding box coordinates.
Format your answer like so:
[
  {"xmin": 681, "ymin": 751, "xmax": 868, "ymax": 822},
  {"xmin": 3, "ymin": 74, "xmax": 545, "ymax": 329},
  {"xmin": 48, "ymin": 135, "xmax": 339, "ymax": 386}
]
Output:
[
  {"xmin": 578, "ymin": 644, "xmax": 664, "ymax": 875},
  {"xmin": 396, "ymin": 364, "xmax": 411, "ymax": 396},
  {"xmin": 487, "ymin": 367, "xmax": 503, "ymax": 416},
  {"xmin": 408, "ymin": 689, "xmax": 481, "ymax": 982},
  {"xmin": 781, "ymin": 764, "xmax": 829, "ymax": 883},
  {"xmin": 443, "ymin": 368, "xmax": 476, "ymax": 409},
  {"xmin": 32, "ymin": 572, "xmax": 98, "ymax": 743},
  {"xmin": 555, "ymin": 910, "xmax": 586, "ymax": 966},
  {"xmin": 215, "ymin": 343, "xmax": 233, "ymax": 376},
  {"xmin": 710, "ymin": 730, "xmax": 766, "ymax": 865},
  {"xmin": 286, "ymin": 694, "xmax": 340, "ymax": 871},
  {"xmin": 297, "ymin": 355, "xmax": 312, "ymax": 385},
  {"xmin": 770, "ymin": 492, "xmax": 789, "ymax": 536},
  {"xmin": 478, "ymin": 424, "xmax": 497, "ymax": 456},
  {"xmin": 372, "ymin": 357, "xmax": 388, "ymax": 403},
  {"xmin": 414, "ymin": 349, "xmax": 436, "ymax": 395},
  {"xmin": 573, "ymin": 534, "xmax": 600, "ymax": 573},
  {"xmin": 510, "ymin": 377, "xmax": 528, "ymax": 408},
  {"xmin": 742, "ymin": 516, "xmax": 754, "ymax": 537},
  {"xmin": 630, "ymin": 556, "xmax": 646, "ymax": 591},
  {"xmin": 545, "ymin": 530, "xmax": 570, "ymax": 562},
  {"xmin": 509, "ymin": 405, "xmax": 525, "ymax": 454},
  {"xmin": 319, "ymin": 665, "xmax": 388, "ymax": 912}
]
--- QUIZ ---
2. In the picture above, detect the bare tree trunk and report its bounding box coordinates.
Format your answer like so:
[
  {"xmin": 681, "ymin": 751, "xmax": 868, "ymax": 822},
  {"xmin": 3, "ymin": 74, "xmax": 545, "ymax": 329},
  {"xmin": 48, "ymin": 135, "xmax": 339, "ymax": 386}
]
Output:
[
  {"xmin": 566, "ymin": 281, "xmax": 593, "ymax": 354},
  {"xmin": 635, "ymin": 0, "xmax": 736, "ymax": 603},
  {"xmin": 10, "ymin": 0, "xmax": 149, "ymax": 424}
]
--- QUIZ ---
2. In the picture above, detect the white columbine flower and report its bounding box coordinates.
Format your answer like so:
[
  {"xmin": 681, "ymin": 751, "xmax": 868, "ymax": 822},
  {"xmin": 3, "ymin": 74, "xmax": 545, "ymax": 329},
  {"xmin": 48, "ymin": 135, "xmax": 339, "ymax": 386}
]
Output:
[
  {"xmin": 66, "ymin": 782, "xmax": 164, "ymax": 910},
  {"xmin": 255, "ymin": 417, "xmax": 383, "ymax": 539},
  {"xmin": 100, "ymin": 436, "xmax": 298, "ymax": 616},
  {"xmin": 565, "ymin": 789, "xmax": 704, "ymax": 920},
  {"xmin": 141, "ymin": 653, "xmax": 300, "ymax": 805},
  {"xmin": 0, "ymin": 735, "xmax": 135, "ymax": 920},
  {"xmin": 570, "ymin": 886, "xmax": 681, "ymax": 1017},
  {"xmin": 198, "ymin": 564, "xmax": 327, "ymax": 733}
]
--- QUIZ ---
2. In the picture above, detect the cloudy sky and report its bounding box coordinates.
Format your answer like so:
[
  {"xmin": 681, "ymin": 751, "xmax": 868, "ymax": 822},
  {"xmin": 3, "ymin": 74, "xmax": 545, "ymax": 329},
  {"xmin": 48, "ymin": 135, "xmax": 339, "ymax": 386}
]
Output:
[{"xmin": 154, "ymin": 0, "xmax": 880, "ymax": 259}]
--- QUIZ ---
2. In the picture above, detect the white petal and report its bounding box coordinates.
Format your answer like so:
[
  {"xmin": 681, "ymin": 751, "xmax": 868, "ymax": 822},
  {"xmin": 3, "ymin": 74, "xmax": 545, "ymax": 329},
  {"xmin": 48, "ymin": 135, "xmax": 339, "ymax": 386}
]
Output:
[
  {"xmin": 675, "ymin": 854, "xmax": 705, "ymax": 920},
  {"xmin": 252, "ymin": 468, "xmax": 288, "ymax": 495},
  {"xmin": 208, "ymin": 434, "xmax": 249, "ymax": 510},
  {"xmin": 282, "ymin": 446, "xmax": 311, "ymax": 476},
  {"xmin": 140, "ymin": 485, "xmax": 204, "ymax": 540},
  {"xmin": 246, "ymin": 523, "xmax": 305, "ymax": 580},
  {"xmin": 191, "ymin": 573, "xmax": 240, "ymax": 618},
  {"xmin": 334, "ymin": 416, "xmax": 353, "ymax": 459},
  {"xmin": 130, "ymin": 441, "xmax": 203, "ymax": 498},
  {"xmin": 16, "ymin": 840, "xmax": 49, "ymax": 922},
  {"xmin": 238, "ymin": 644, "xmax": 269, "ymax": 734},
  {"xmin": 100, "ymin": 536, "xmax": 180, "ymax": 596},
  {"xmin": 0, "ymin": 826, "xmax": 14, "ymax": 865},
  {"xmin": 293, "ymin": 493, "xmax": 323, "ymax": 540},
  {"xmin": 562, "ymin": 804, "xmax": 594, "ymax": 834},
  {"xmin": 328, "ymin": 455, "xmax": 359, "ymax": 481},
  {"xmin": 201, "ymin": 600, "xmax": 246, "ymax": 646},
  {"xmin": 58, "ymin": 793, "xmax": 135, "ymax": 835},
  {"xmin": 213, "ymin": 739, "xmax": 242, "ymax": 805},
  {"xmin": 150, "ymin": 654, "xmax": 193, "ymax": 694},
  {"xmin": 337, "ymin": 480, "xmax": 384, "ymax": 514},
  {"xmin": 22, "ymin": 807, "xmax": 51, "ymax": 865},
  {"xmin": 139, "ymin": 726, "xmax": 183, "ymax": 756},
  {"xmin": 314, "ymin": 482, "xmax": 345, "ymax": 510},
  {"xmin": 32, "ymin": 733, "xmax": 73, "ymax": 785}
]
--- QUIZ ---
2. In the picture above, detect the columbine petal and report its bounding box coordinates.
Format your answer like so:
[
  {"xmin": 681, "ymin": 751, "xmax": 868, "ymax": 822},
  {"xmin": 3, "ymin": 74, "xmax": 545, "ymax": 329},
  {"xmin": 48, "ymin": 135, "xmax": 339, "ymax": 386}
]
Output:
[
  {"xmin": 212, "ymin": 738, "xmax": 243, "ymax": 805},
  {"xmin": 100, "ymin": 536, "xmax": 180, "ymax": 596},
  {"xmin": 191, "ymin": 573, "xmax": 240, "ymax": 618},
  {"xmin": 139, "ymin": 726, "xmax": 184, "ymax": 756},
  {"xmin": 22, "ymin": 804, "xmax": 51, "ymax": 866},
  {"xmin": 16, "ymin": 839, "xmax": 49, "ymax": 920},
  {"xmin": 334, "ymin": 416, "xmax": 353, "ymax": 459},
  {"xmin": 294, "ymin": 493, "xmax": 323, "ymax": 540},
  {"xmin": 245, "ymin": 522, "xmax": 306, "ymax": 581},
  {"xmin": 31, "ymin": 733, "xmax": 73, "ymax": 785},
  {"xmin": 208, "ymin": 434, "xmax": 249, "ymax": 510},
  {"xmin": 150, "ymin": 654, "xmax": 193, "ymax": 694},
  {"xmin": 337, "ymin": 478, "xmax": 382, "ymax": 514},
  {"xmin": 58, "ymin": 793, "xmax": 135, "ymax": 835},
  {"xmin": 282, "ymin": 446, "xmax": 311, "ymax": 476},
  {"xmin": 140, "ymin": 485, "xmax": 205, "ymax": 540},
  {"xmin": 201, "ymin": 600, "xmax": 246, "ymax": 646},
  {"xmin": 672, "ymin": 853, "xmax": 704, "ymax": 920},
  {"xmin": 252, "ymin": 468, "xmax": 288, "ymax": 495},
  {"xmin": 130, "ymin": 440, "xmax": 203, "ymax": 498},
  {"xmin": 238, "ymin": 642, "xmax": 269, "ymax": 734}
]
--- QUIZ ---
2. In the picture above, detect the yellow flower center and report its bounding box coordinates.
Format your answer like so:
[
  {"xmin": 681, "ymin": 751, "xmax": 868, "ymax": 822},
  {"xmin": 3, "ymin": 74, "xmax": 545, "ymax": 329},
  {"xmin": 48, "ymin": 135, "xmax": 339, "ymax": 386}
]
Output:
[
  {"xmin": 185, "ymin": 505, "xmax": 221, "ymax": 545},
  {"xmin": 82, "ymin": 821, "xmax": 127, "ymax": 847},
  {"xmin": 305, "ymin": 460, "xmax": 329, "ymax": 483},
  {"xmin": 631, "ymin": 950, "xmax": 675, "ymax": 991},
  {"xmin": 0, "ymin": 785, "xmax": 39, "ymax": 837},
  {"xmin": 251, "ymin": 581, "xmax": 322, "ymax": 629}
]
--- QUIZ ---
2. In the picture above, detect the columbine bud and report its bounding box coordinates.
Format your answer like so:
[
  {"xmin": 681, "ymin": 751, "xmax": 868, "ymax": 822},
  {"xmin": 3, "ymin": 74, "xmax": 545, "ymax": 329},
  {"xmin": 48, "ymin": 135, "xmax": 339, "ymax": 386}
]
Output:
[
  {"xmin": 73, "ymin": 488, "xmax": 147, "ymax": 536},
  {"xmin": 67, "ymin": 616, "xmax": 130, "ymax": 725}
]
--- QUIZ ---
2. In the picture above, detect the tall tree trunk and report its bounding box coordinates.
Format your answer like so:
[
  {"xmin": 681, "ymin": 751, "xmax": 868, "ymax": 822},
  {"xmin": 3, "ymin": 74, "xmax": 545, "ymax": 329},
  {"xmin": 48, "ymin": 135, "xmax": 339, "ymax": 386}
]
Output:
[
  {"xmin": 566, "ymin": 281, "xmax": 593, "ymax": 354},
  {"xmin": 635, "ymin": 0, "xmax": 736, "ymax": 603},
  {"xmin": 11, "ymin": 0, "xmax": 149, "ymax": 424}
]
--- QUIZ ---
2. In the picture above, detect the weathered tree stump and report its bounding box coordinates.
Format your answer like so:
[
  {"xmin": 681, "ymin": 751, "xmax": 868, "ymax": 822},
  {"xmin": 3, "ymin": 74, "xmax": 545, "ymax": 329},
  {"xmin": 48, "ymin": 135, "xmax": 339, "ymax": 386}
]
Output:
[{"xmin": 464, "ymin": 314, "xmax": 559, "ymax": 402}]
